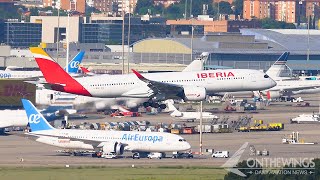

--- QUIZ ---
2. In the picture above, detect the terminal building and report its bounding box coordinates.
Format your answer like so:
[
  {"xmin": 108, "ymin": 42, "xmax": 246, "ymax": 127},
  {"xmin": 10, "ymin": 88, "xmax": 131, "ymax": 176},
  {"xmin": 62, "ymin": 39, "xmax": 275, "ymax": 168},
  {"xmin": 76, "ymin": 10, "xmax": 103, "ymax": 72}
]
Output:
[{"xmin": 0, "ymin": 16, "xmax": 319, "ymax": 74}]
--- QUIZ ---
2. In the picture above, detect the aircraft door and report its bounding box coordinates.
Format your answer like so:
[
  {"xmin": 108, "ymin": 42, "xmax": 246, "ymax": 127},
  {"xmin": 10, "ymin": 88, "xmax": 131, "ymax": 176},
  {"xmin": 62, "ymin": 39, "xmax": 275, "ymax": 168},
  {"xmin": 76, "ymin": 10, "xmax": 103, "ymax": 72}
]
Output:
[{"xmin": 250, "ymin": 73, "xmax": 257, "ymax": 83}]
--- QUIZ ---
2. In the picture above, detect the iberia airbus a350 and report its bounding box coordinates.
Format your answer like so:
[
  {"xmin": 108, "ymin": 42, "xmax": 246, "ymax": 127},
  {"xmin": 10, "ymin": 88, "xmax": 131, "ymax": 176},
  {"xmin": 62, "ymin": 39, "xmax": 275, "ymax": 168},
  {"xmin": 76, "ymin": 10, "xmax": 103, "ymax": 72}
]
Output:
[{"xmin": 30, "ymin": 47, "xmax": 276, "ymax": 108}]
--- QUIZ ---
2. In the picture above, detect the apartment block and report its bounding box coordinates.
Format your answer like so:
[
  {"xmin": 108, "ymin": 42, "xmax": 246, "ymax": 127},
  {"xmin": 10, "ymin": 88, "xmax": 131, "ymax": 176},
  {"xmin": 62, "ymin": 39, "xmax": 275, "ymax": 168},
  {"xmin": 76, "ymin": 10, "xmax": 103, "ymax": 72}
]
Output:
[{"xmin": 243, "ymin": 0, "xmax": 320, "ymax": 23}]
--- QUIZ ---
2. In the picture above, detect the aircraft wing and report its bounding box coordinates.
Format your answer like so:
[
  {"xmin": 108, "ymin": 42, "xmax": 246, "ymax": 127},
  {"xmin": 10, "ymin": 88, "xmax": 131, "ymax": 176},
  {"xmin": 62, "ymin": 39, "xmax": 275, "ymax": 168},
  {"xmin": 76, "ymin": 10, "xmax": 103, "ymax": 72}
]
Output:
[
  {"xmin": 132, "ymin": 69, "xmax": 184, "ymax": 98},
  {"xmin": 272, "ymin": 85, "xmax": 320, "ymax": 92},
  {"xmin": 25, "ymin": 133, "xmax": 128, "ymax": 149},
  {"xmin": 56, "ymin": 109, "xmax": 77, "ymax": 116},
  {"xmin": 36, "ymin": 82, "xmax": 67, "ymax": 90}
]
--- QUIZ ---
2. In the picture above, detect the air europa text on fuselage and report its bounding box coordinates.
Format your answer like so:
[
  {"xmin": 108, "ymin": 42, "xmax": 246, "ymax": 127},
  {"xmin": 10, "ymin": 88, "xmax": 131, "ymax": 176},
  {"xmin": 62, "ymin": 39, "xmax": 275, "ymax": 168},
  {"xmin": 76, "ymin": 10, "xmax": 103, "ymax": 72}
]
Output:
[
  {"xmin": 122, "ymin": 134, "xmax": 164, "ymax": 143},
  {"xmin": 196, "ymin": 72, "xmax": 235, "ymax": 78}
]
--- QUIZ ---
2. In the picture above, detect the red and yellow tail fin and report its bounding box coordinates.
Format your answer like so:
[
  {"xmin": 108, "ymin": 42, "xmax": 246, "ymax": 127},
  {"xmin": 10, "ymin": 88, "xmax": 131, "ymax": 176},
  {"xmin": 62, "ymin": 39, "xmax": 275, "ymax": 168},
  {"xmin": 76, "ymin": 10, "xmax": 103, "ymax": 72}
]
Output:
[{"xmin": 29, "ymin": 47, "xmax": 91, "ymax": 96}]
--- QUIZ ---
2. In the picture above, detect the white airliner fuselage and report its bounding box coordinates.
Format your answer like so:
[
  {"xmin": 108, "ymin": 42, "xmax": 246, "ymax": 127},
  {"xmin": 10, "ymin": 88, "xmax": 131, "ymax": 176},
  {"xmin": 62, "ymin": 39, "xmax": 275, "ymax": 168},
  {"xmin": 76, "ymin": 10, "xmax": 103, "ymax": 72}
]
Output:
[
  {"xmin": 72, "ymin": 69, "xmax": 276, "ymax": 98},
  {"xmin": 0, "ymin": 70, "xmax": 43, "ymax": 79},
  {"xmin": 30, "ymin": 130, "xmax": 191, "ymax": 152},
  {"xmin": 166, "ymin": 100, "xmax": 218, "ymax": 120}
]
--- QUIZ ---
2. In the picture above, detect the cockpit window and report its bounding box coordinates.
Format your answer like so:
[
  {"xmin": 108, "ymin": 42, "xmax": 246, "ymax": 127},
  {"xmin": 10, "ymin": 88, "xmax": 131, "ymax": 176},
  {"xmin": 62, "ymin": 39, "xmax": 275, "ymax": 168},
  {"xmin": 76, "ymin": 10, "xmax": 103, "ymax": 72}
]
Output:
[
  {"xmin": 179, "ymin": 139, "xmax": 186, "ymax": 142},
  {"xmin": 264, "ymin": 74, "xmax": 269, "ymax": 78}
]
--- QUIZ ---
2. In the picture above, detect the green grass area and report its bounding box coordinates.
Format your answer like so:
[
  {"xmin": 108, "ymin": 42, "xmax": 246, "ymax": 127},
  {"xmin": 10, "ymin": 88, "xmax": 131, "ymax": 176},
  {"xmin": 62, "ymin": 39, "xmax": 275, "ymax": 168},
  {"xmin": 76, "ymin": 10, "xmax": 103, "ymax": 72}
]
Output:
[{"xmin": 0, "ymin": 166, "xmax": 227, "ymax": 180}]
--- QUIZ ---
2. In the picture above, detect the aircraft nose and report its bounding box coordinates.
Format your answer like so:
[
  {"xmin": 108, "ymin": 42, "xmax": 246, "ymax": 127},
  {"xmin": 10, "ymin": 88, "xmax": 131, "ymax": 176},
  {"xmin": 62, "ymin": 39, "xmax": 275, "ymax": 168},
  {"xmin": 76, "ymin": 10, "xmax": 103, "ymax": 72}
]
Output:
[
  {"xmin": 270, "ymin": 78, "xmax": 277, "ymax": 88},
  {"xmin": 185, "ymin": 142, "xmax": 191, "ymax": 150}
]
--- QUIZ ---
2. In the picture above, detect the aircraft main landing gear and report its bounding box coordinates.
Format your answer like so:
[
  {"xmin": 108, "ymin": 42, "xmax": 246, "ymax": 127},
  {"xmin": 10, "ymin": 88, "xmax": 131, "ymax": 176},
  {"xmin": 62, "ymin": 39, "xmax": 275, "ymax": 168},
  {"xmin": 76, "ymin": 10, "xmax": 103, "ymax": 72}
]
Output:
[{"xmin": 143, "ymin": 102, "xmax": 167, "ymax": 109}]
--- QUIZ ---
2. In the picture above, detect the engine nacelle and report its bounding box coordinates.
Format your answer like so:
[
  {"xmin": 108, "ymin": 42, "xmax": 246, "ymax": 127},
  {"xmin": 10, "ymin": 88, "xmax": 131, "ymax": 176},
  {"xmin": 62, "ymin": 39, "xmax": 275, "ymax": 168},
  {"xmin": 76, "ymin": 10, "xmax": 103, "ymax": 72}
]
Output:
[
  {"xmin": 182, "ymin": 86, "xmax": 206, "ymax": 101},
  {"xmin": 265, "ymin": 91, "xmax": 281, "ymax": 100},
  {"xmin": 102, "ymin": 142, "xmax": 125, "ymax": 155}
]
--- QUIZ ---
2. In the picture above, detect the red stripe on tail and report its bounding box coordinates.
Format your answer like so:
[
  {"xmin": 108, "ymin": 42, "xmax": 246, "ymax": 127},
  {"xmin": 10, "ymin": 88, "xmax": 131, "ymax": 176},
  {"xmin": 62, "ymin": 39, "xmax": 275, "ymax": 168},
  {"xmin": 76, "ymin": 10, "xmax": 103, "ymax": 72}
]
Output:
[{"xmin": 80, "ymin": 66, "xmax": 90, "ymax": 73}]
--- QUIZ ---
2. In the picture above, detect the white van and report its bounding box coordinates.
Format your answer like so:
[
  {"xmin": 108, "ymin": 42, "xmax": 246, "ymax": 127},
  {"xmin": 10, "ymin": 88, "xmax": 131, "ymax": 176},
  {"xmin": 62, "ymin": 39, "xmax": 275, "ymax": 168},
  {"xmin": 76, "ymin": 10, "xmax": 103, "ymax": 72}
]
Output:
[
  {"xmin": 102, "ymin": 152, "xmax": 117, "ymax": 159},
  {"xmin": 148, "ymin": 152, "xmax": 162, "ymax": 159},
  {"xmin": 212, "ymin": 151, "xmax": 229, "ymax": 158}
]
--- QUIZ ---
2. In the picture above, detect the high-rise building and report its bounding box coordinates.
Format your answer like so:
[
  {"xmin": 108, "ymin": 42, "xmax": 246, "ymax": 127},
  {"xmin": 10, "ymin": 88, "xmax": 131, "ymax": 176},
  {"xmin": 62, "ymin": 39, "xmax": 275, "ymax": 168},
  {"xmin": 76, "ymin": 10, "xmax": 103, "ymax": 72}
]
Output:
[
  {"xmin": 243, "ymin": 0, "xmax": 319, "ymax": 24},
  {"xmin": 43, "ymin": 0, "xmax": 86, "ymax": 13},
  {"xmin": 61, "ymin": 0, "xmax": 86, "ymax": 13},
  {"xmin": 43, "ymin": 0, "xmax": 54, "ymax": 7},
  {"xmin": 116, "ymin": 0, "xmax": 137, "ymax": 14},
  {"xmin": 93, "ymin": 0, "xmax": 116, "ymax": 15},
  {"xmin": 4, "ymin": 21, "xmax": 42, "ymax": 48}
]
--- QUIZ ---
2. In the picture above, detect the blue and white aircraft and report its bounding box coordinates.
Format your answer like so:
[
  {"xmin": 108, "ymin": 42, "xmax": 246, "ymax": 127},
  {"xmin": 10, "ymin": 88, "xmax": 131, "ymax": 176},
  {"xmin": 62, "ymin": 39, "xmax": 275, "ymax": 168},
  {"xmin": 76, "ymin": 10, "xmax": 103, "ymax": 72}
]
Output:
[
  {"xmin": 22, "ymin": 99, "xmax": 191, "ymax": 154},
  {"xmin": 0, "ymin": 51, "xmax": 85, "ymax": 79},
  {"xmin": 0, "ymin": 105, "xmax": 76, "ymax": 129}
]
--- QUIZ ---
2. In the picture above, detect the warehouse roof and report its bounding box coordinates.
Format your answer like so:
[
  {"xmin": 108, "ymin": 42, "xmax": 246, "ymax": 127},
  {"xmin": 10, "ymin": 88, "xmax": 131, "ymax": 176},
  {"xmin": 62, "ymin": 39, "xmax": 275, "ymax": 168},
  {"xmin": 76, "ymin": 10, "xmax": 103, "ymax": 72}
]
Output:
[{"xmin": 240, "ymin": 29, "xmax": 320, "ymax": 55}]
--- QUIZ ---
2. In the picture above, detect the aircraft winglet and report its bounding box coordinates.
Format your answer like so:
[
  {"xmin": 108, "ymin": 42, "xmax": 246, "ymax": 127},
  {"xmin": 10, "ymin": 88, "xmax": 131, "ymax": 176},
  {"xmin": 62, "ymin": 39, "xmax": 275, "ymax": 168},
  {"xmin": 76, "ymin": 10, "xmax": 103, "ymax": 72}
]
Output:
[{"xmin": 131, "ymin": 69, "xmax": 144, "ymax": 80}]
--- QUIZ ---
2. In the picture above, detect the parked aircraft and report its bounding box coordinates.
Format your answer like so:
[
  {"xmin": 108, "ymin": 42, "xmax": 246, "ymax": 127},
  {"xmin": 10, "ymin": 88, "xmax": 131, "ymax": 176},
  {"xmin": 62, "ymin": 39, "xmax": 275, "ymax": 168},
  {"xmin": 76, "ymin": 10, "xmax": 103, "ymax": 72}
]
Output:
[
  {"xmin": 22, "ymin": 99, "xmax": 191, "ymax": 154},
  {"xmin": 72, "ymin": 52, "xmax": 210, "ymax": 110},
  {"xmin": 30, "ymin": 47, "xmax": 276, "ymax": 108},
  {"xmin": 0, "ymin": 51, "xmax": 85, "ymax": 79},
  {"xmin": 265, "ymin": 52, "xmax": 290, "ymax": 81},
  {"xmin": 257, "ymin": 52, "xmax": 320, "ymax": 99},
  {"xmin": 166, "ymin": 100, "xmax": 218, "ymax": 121},
  {"xmin": 182, "ymin": 52, "xmax": 209, "ymax": 72},
  {"xmin": 0, "ymin": 105, "xmax": 76, "ymax": 129}
]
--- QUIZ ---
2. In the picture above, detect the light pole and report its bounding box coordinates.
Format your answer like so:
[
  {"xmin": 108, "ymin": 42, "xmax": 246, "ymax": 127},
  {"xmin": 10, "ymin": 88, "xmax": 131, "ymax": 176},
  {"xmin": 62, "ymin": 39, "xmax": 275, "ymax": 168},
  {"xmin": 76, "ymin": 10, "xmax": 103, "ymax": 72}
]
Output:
[
  {"xmin": 307, "ymin": 5, "xmax": 311, "ymax": 61},
  {"xmin": 121, "ymin": 0, "xmax": 125, "ymax": 74},
  {"xmin": 127, "ymin": 1, "xmax": 131, "ymax": 74},
  {"xmin": 190, "ymin": 0, "xmax": 193, "ymax": 62},
  {"xmin": 199, "ymin": 101, "xmax": 203, "ymax": 155},
  {"xmin": 307, "ymin": 15, "xmax": 310, "ymax": 61},
  {"xmin": 218, "ymin": 2, "xmax": 220, "ymax": 20},
  {"xmin": 56, "ymin": 4, "xmax": 60, "ymax": 61},
  {"xmin": 191, "ymin": 21, "xmax": 194, "ymax": 63},
  {"xmin": 184, "ymin": 0, "xmax": 188, "ymax": 19},
  {"xmin": 189, "ymin": 0, "xmax": 192, "ymax": 19},
  {"xmin": 66, "ymin": 10, "xmax": 70, "ymax": 73}
]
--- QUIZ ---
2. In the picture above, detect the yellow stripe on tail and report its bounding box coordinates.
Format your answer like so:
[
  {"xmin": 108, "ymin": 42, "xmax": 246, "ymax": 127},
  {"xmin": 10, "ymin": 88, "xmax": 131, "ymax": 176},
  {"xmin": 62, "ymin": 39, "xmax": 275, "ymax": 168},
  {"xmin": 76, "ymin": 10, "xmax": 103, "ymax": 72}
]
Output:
[{"xmin": 29, "ymin": 47, "xmax": 54, "ymax": 61}]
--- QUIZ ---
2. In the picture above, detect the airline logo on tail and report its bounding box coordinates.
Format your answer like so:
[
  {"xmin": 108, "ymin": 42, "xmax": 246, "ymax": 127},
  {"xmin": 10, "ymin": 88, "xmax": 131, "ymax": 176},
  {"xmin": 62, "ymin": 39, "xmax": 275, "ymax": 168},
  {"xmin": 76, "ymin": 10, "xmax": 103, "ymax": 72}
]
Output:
[
  {"xmin": 66, "ymin": 51, "xmax": 85, "ymax": 74},
  {"xmin": 22, "ymin": 99, "xmax": 54, "ymax": 132},
  {"xmin": 70, "ymin": 61, "xmax": 80, "ymax": 69},
  {"xmin": 29, "ymin": 48, "xmax": 91, "ymax": 96},
  {"xmin": 28, "ymin": 114, "xmax": 41, "ymax": 124}
]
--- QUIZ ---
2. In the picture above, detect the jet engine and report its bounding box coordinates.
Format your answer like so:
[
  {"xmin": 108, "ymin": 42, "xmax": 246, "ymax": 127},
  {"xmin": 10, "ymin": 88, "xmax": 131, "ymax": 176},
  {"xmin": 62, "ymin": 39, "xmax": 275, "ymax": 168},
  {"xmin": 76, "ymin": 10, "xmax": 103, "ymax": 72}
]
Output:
[
  {"xmin": 102, "ymin": 142, "xmax": 125, "ymax": 155},
  {"xmin": 182, "ymin": 86, "xmax": 206, "ymax": 101}
]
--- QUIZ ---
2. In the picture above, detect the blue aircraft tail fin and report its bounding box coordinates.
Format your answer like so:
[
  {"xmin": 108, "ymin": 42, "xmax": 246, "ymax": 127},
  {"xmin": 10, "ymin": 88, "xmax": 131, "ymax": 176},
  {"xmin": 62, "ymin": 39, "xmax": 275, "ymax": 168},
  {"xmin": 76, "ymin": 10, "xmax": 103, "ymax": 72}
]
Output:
[
  {"xmin": 274, "ymin": 52, "xmax": 289, "ymax": 65},
  {"xmin": 65, "ymin": 51, "xmax": 85, "ymax": 74},
  {"xmin": 21, "ymin": 99, "xmax": 54, "ymax": 132}
]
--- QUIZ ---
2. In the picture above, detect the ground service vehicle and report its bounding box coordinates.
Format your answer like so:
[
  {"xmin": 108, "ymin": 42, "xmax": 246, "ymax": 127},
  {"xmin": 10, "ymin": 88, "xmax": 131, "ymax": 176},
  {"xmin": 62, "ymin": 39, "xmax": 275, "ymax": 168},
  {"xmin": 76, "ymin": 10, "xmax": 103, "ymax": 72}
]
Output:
[
  {"xmin": 172, "ymin": 152, "xmax": 193, "ymax": 159},
  {"xmin": 212, "ymin": 151, "xmax": 229, "ymax": 158},
  {"xmin": 148, "ymin": 152, "xmax": 162, "ymax": 159}
]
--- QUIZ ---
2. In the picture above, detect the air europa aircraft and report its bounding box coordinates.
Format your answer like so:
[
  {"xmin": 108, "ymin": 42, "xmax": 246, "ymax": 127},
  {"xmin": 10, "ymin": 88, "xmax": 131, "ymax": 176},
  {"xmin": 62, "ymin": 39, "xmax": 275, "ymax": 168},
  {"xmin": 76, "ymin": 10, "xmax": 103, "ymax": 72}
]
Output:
[
  {"xmin": 22, "ymin": 99, "xmax": 191, "ymax": 155},
  {"xmin": 30, "ymin": 47, "xmax": 276, "ymax": 108}
]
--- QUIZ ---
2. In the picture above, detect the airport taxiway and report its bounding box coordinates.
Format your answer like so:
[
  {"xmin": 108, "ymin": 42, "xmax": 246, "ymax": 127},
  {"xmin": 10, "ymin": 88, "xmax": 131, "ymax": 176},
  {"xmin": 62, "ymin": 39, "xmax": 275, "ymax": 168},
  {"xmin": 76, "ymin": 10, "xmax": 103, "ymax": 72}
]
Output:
[{"xmin": 0, "ymin": 94, "xmax": 320, "ymax": 167}]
